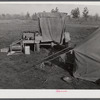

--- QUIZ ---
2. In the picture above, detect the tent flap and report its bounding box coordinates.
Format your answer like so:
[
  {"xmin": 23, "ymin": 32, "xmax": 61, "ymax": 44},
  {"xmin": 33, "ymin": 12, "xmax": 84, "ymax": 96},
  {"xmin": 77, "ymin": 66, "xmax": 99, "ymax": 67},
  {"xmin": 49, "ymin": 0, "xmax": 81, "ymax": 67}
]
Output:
[{"xmin": 73, "ymin": 28, "xmax": 100, "ymax": 82}]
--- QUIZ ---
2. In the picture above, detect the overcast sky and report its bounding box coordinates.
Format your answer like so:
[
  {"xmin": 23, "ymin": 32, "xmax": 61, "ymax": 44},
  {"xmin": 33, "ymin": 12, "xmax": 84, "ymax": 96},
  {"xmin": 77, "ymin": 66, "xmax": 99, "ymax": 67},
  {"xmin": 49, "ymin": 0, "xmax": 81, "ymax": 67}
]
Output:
[{"xmin": 0, "ymin": 2, "xmax": 100, "ymax": 16}]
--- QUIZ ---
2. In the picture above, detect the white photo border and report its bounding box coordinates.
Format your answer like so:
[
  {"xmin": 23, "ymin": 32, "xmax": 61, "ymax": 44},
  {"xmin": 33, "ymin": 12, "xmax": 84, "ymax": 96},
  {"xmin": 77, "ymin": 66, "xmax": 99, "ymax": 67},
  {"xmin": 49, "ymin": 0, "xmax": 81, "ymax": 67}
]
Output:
[{"xmin": 0, "ymin": 1, "xmax": 100, "ymax": 98}]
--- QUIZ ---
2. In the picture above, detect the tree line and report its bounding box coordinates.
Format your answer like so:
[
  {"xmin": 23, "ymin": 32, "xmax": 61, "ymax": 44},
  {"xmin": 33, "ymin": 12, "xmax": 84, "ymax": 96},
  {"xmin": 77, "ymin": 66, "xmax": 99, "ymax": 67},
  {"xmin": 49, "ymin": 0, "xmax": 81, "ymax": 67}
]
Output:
[
  {"xmin": 51, "ymin": 7, "xmax": 100, "ymax": 21},
  {"xmin": 71, "ymin": 7, "xmax": 89, "ymax": 20},
  {"xmin": 0, "ymin": 12, "xmax": 38, "ymax": 20},
  {"xmin": 0, "ymin": 7, "xmax": 99, "ymax": 22}
]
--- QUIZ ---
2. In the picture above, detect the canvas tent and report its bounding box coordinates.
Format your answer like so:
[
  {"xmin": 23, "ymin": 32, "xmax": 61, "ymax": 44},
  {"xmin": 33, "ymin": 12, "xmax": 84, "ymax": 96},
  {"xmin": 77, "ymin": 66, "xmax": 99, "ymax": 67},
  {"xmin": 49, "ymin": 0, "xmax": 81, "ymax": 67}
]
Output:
[
  {"xmin": 38, "ymin": 13, "xmax": 66, "ymax": 43},
  {"xmin": 73, "ymin": 28, "xmax": 100, "ymax": 82}
]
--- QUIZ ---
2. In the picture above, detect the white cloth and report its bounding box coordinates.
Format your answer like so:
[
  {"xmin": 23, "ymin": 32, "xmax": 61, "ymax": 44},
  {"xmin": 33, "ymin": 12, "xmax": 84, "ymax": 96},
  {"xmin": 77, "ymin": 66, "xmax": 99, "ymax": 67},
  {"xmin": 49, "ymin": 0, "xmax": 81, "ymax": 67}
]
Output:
[
  {"xmin": 64, "ymin": 32, "xmax": 71, "ymax": 42},
  {"xmin": 35, "ymin": 35, "xmax": 43, "ymax": 43}
]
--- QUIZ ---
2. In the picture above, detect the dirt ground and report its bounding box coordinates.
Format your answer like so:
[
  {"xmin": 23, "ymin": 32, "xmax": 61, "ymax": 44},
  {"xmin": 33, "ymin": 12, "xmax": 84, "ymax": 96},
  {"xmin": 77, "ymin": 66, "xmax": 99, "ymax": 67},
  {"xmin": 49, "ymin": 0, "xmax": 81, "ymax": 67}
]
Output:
[
  {"xmin": 0, "ymin": 19, "xmax": 100, "ymax": 89},
  {"xmin": 0, "ymin": 48, "xmax": 100, "ymax": 89}
]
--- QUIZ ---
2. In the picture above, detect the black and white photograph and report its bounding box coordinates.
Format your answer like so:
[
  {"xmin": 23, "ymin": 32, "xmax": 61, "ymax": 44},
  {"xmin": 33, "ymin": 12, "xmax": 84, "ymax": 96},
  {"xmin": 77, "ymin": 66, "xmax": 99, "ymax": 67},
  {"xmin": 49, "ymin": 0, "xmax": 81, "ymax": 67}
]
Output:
[{"xmin": 0, "ymin": 1, "xmax": 100, "ymax": 90}]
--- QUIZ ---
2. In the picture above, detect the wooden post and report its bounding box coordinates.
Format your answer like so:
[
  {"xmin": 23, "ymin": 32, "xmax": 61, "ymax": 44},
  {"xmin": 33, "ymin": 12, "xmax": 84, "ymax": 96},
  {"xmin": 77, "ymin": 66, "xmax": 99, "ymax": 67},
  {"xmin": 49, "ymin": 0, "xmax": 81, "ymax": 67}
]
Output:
[
  {"xmin": 51, "ymin": 42, "xmax": 54, "ymax": 48},
  {"xmin": 36, "ymin": 43, "xmax": 40, "ymax": 52},
  {"xmin": 34, "ymin": 43, "xmax": 35, "ymax": 52},
  {"xmin": 23, "ymin": 43, "xmax": 25, "ymax": 53},
  {"xmin": 10, "ymin": 45, "xmax": 12, "ymax": 52}
]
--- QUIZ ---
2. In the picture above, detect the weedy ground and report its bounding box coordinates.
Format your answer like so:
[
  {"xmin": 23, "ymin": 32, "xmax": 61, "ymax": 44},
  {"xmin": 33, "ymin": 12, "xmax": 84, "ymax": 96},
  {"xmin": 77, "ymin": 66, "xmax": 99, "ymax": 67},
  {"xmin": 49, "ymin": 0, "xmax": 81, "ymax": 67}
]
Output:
[{"xmin": 0, "ymin": 19, "xmax": 99, "ymax": 89}]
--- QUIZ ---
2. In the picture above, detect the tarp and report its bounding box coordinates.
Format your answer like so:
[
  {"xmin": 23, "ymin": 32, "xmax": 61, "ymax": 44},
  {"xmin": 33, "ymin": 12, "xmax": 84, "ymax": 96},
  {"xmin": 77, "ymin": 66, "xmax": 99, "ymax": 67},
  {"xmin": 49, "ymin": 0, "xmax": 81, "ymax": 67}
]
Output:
[
  {"xmin": 73, "ymin": 28, "xmax": 100, "ymax": 82},
  {"xmin": 39, "ymin": 17, "xmax": 65, "ymax": 43}
]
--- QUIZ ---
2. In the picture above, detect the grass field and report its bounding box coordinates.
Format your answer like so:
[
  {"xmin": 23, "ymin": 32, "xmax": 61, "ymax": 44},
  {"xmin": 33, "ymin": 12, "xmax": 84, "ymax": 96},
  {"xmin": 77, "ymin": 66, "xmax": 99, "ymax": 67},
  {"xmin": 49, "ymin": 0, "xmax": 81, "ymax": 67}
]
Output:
[
  {"xmin": 0, "ymin": 19, "xmax": 100, "ymax": 89},
  {"xmin": 0, "ymin": 19, "xmax": 39, "ymax": 48}
]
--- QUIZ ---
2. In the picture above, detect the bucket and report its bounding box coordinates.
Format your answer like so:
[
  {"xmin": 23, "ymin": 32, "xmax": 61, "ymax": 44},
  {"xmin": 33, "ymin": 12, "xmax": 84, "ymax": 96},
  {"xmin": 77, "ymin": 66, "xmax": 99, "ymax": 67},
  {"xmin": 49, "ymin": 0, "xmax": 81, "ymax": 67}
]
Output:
[{"xmin": 25, "ymin": 46, "xmax": 30, "ymax": 54}]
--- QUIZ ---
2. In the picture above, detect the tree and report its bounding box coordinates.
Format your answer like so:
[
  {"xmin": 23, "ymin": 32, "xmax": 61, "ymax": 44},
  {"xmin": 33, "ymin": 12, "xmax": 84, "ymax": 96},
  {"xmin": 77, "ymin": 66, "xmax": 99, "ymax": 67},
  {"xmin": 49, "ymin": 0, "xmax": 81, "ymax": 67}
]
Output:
[
  {"xmin": 55, "ymin": 7, "xmax": 59, "ymax": 12},
  {"xmin": 71, "ymin": 7, "xmax": 80, "ymax": 18},
  {"xmin": 94, "ymin": 13, "xmax": 99, "ymax": 21},
  {"xmin": 51, "ymin": 9, "xmax": 54, "ymax": 13},
  {"xmin": 2, "ymin": 14, "xmax": 5, "ymax": 18},
  {"xmin": 82, "ymin": 7, "xmax": 89, "ymax": 20},
  {"xmin": 51, "ymin": 7, "xmax": 59, "ymax": 13},
  {"xmin": 25, "ymin": 12, "xmax": 30, "ymax": 19},
  {"xmin": 32, "ymin": 13, "xmax": 38, "ymax": 20}
]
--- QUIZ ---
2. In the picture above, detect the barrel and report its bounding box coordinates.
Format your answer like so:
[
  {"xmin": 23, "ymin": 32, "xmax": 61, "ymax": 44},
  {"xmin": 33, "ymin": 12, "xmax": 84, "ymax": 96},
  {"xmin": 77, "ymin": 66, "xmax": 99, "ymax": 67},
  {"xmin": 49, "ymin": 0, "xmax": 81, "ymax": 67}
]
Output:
[{"xmin": 25, "ymin": 46, "xmax": 30, "ymax": 54}]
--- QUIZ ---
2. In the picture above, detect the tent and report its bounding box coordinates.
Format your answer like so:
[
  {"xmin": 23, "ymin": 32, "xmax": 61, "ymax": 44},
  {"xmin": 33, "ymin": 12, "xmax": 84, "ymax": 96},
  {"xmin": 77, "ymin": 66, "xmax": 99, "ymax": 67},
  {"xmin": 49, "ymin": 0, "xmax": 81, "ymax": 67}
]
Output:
[
  {"xmin": 73, "ymin": 27, "xmax": 100, "ymax": 82},
  {"xmin": 38, "ymin": 13, "xmax": 66, "ymax": 43}
]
